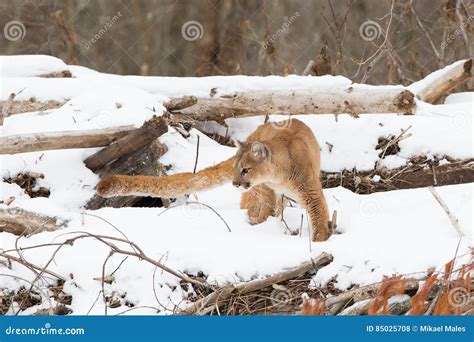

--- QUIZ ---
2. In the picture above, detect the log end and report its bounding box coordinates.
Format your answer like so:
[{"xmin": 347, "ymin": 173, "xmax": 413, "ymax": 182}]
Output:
[
  {"xmin": 393, "ymin": 90, "xmax": 416, "ymax": 113},
  {"xmin": 463, "ymin": 58, "xmax": 472, "ymax": 77},
  {"xmin": 143, "ymin": 116, "xmax": 168, "ymax": 134}
]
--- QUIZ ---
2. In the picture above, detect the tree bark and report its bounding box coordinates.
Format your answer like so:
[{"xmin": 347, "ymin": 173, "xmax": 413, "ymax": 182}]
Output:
[
  {"xmin": 171, "ymin": 88, "xmax": 416, "ymax": 123},
  {"xmin": 0, "ymin": 208, "xmax": 68, "ymax": 236},
  {"xmin": 0, "ymin": 126, "xmax": 135, "ymax": 155},
  {"xmin": 83, "ymin": 116, "xmax": 168, "ymax": 173},
  {"xmin": 414, "ymin": 58, "xmax": 472, "ymax": 104}
]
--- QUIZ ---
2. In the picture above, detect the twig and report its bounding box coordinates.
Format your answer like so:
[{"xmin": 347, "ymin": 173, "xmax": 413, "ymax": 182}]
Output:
[
  {"xmin": 160, "ymin": 201, "xmax": 232, "ymax": 233},
  {"xmin": 193, "ymin": 135, "xmax": 200, "ymax": 173},
  {"xmin": 102, "ymin": 251, "xmax": 114, "ymax": 315},
  {"xmin": 409, "ymin": 4, "xmax": 441, "ymax": 62},
  {"xmin": 356, "ymin": 0, "xmax": 395, "ymax": 67},
  {"xmin": 302, "ymin": 60, "xmax": 315, "ymax": 76},
  {"xmin": 110, "ymin": 256, "xmax": 128, "ymax": 277},
  {"xmin": 186, "ymin": 201, "xmax": 232, "ymax": 233},
  {"xmin": 455, "ymin": 0, "xmax": 471, "ymax": 56},
  {"xmin": 330, "ymin": 210, "xmax": 338, "ymax": 235},
  {"xmin": 86, "ymin": 291, "xmax": 102, "ymax": 315},
  {"xmin": 428, "ymin": 186, "xmax": 465, "ymax": 238},
  {"xmin": 432, "ymin": 164, "xmax": 438, "ymax": 185},
  {"xmin": 379, "ymin": 126, "xmax": 412, "ymax": 160},
  {"xmin": 0, "ymin": 252, "xmax": 66, "ymax": 281}
]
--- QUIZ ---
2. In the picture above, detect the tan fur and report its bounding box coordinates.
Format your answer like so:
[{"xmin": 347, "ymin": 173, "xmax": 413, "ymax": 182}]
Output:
[{"xmin": 96, "ymin": 119, "xmax": 329, "ymax": 241}]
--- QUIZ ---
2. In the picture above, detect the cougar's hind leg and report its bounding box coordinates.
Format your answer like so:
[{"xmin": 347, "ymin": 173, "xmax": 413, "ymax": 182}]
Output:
[{"xmin": 240, "ymin": 185, "xmax": 276, "ymax": 225}]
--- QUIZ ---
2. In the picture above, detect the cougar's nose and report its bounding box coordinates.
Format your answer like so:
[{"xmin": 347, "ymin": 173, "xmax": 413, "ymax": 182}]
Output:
[{"xmin": 232, "ymin": 181, "xmax": 240, "ymax": 188}]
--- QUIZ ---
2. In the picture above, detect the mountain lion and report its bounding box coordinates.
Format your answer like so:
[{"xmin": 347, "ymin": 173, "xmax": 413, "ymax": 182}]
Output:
[{"xmin": 96, "ymin": 119, "xmax": 330, "ymax": 241}]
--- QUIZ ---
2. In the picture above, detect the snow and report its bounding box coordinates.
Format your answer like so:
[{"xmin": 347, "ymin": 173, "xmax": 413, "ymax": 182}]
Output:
[
  {"xmin": 445, "ymin": 92, "xmax": 474, "ymax": 104},
  {"xmin": 2, "ymin": 86, "xmax": 166, "ymax": 135},
  {"xmin": 0, "ymin": 55, "xmax": 472, "ymax": 315},
  {"xmin": 0, "ymin": 55, "xmax": 70, "ymax": 78}
]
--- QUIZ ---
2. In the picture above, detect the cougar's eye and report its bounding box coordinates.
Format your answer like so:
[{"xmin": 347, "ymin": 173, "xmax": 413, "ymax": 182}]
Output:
[{"xmin": 241, "ymin": 168, "xmax": 249, "ymax": 176}]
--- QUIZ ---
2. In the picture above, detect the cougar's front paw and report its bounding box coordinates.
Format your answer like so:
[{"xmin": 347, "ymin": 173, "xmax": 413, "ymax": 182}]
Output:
[{"xmin": 96, "ymin": 175, "xmax": 122, "ymax": 197}]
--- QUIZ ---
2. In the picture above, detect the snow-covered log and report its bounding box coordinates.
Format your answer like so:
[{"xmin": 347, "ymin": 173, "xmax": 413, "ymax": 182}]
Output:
[
  {"xmin": 412, "ymin": 58, "xmax": 472, "ymax": 104},
  {"xmin": 0, "ymin": 207, "xmax": 68, "ymax": 236},
  {"xmin": 170, "ymin": 88, "xmax": 416, "ymax": 123},
  {"xmin": 0, "ymin": 126, "xmax": 134, "ymax": 155},
  {"xmin": 83, "ymin": 116, "xmax": 168, "ymax": 173}
]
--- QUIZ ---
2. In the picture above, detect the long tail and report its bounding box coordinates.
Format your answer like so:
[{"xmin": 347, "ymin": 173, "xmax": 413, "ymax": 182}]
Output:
[{"xmin": 96, "ymin": 157, "xmax": 234, "ymax": 198}]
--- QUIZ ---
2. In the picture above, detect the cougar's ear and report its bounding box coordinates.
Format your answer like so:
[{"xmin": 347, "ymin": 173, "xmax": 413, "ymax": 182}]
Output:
[
  {"xmin": 233, "ymin": 139, "xmax": 243, "ymax": 149},
  {"xmin": 250, "ymin": 142, "xmax": 271, "ymax": 161}
]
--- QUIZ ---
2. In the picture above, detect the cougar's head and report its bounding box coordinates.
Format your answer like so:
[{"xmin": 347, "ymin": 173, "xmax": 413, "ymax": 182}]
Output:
[{"xmin": 232, "ymin": 141, "xmax": 272, "ymax": 190}]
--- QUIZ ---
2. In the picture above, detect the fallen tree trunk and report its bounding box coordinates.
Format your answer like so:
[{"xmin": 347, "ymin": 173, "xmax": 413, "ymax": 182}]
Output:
[
  {"xmin": 0, "ymin": 126, "xmax": 135, "ymax": 155},
  {"xmin": 170, "ymin": 88, "xmax": 415, "ymax": 123},
  {"xmin": 181, "ymin": 252, "xmax": 333, "ymax": 315},
  {"xmin": 84, "ymin": 116, "xmax": 168, "ymax": 173},
  {"xmin": 414, "ymin": 58, "xmax": 472, "ymax": 104},
  {"xmin": 322, "ymin": 158, "xmax": 474, "ymax": 194},
  {"xmin": 86, "ymin": 139, "xmax": 168, "ymax": 209},
  {"xmin": 0, "ymin": 208, "xmax": 68, "ymax": 236}
]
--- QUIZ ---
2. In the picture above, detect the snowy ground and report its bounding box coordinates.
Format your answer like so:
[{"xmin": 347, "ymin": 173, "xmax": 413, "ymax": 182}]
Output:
[{"xmin": 0, "ymin": 55, "xmax": 472, "ymax": 315}]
